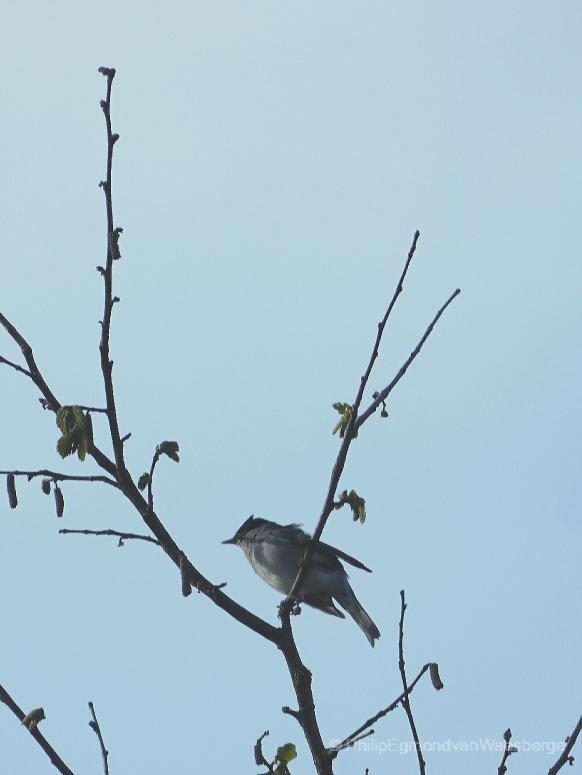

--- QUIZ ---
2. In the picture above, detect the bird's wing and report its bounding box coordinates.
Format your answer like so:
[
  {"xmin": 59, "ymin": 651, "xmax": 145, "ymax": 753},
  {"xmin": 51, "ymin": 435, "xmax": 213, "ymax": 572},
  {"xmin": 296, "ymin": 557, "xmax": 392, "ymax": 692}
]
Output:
[
  {"xmin": 277, "ymin": 523, "xmax": 372, "ymax": 573},
  {"xmin": 303, "ymin": 594, "xmax": 346, "ymax": 618},
  {"xmin": 318, "ymin": 540, "xmax": 372, "ymax": 573}
]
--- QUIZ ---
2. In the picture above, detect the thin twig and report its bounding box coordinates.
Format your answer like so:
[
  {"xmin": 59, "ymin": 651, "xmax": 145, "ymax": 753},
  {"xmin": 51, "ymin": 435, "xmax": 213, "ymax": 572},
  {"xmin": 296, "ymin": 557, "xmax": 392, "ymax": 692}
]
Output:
[
  {"xmin": 60, "ymin": 528, "xmax": 159, "ymax": 546},
  {"xmin": 0, "ymin": 354, "xmax": 31, "ymax": 377},
  {"xmin": 0, "ymin": 312, "xmax": 119, "ymax": 482},
  {"xmin": 356, "ymin": 288, "xmax": 461, "ymax": 429},
  {"xmin": 147, "ymin": 448, "xmax": 161, "ymax": 514},
  {"xmin": 329, "ymin": 729, "xmax": 375, "ymax": 755},
  {"xmin": 0, "ymin": 470, "xmax": 118, "ymax": 487},
  {"xmin": 548, "ymin": 715, "xmax": 582, "ymax": 775},
  {"xmin": 0, "ymin": 77, "xmax": 281, "ymax": 649},
  {"xmin": 0, "ymin": 682, "xmax": 75, "ymax": 775},
  {"xmin": 333, "ymin": 663, "xmax": 432, "ymax": 754},
  {"xmin": 254, "ymin": 730, "xmax": 275, "ymax": 774},
  {"xmin": 0, "ymin": 311, "xmax": 61, "ymax": 412},
  {"xmin": 498, "ymin": 728, "xmax": 517, "ymax": 775},
  {"xmin": 97, "ymin": 66, "xmax": 125, "ymax": 477},
  {"xmin": 0, "ymin": 329, "xmax": 281, "ymax": 644},
  {"xmin": 88, "ymin": 702, "xmax": 109, "ymax": 775},
  {"xmin": 398, "ymin": 591, "xmax": 426, "ymax": 775},
  {"xmin": 75, "ymin": 405, "xmax": 108, "ymax": 414},
  {"xmin": 285, "ymin": 232, "xmax": 422, "ymax": 604}
]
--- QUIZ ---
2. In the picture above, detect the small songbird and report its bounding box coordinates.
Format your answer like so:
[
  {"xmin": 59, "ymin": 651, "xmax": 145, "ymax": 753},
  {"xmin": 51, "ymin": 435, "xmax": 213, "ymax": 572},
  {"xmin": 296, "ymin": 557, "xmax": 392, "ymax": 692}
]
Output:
[{"xmin": 222, "ymin": 516, "xmax": 381, "ymax": 647}]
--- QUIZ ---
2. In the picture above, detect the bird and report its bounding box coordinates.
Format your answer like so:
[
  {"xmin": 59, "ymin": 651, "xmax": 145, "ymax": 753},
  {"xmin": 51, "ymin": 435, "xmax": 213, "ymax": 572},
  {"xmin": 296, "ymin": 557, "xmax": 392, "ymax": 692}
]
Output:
[{"xmin": 222, "ymin": 516, "xmax": 381, "ymax": 647}]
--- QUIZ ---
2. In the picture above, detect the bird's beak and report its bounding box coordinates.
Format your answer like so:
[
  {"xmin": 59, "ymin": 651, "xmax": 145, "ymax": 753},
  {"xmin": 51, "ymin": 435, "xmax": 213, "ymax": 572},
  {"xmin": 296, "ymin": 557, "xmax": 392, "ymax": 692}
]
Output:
[{"xmin": 222, "ymin": 536, "xmax": 237, "ymax": 545}]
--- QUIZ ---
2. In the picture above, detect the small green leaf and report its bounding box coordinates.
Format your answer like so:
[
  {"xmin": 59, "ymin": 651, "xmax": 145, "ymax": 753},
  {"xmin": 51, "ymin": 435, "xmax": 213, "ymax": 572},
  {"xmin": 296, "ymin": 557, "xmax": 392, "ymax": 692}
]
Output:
[
  {"xmin": 335, "ymin": 489, "xmax": 366, "ymax": 524},
  {"xmin": 331, "ymin": 402, "xmax": 353, "ymax": 438},
  {"xmin": 77, "ymin": 430, "xmax": 88, "ymax": 462},
  {"xmin": 56, "ymin": 407, "xmax": 91, "ymax": 462},
  {"xmin": 157, "ymin": 441, "xmax": 180, "ymax": 462},
  {"xmin": 138, "ymin": 473, "xmax": 150, "ymax": 491},
  {"xmin": 56, "ymin": 406, "xmax": 69, "ymax": 433},
  {"xmin": 57, "ymin": 434, "xmax": 74, "ymax": 459},
  {"xmin": 41, "ymin": 479, "xmax": 51, "ymax": 495},
  {"xmin": 275, "ymin": 743, "xmax": 297, "ymax": 765}
]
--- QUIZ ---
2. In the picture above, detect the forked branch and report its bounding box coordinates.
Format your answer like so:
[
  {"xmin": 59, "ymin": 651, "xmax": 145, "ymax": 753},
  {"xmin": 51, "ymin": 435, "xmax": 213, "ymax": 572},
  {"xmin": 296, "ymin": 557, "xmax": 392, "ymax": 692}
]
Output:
[
  {"xmin": 0, "ymin": 70, "xmax": 464, "ymax": 775},
  {"xmin": 284, "ymin": 234, "xmax": 460, "ymax": 607}
]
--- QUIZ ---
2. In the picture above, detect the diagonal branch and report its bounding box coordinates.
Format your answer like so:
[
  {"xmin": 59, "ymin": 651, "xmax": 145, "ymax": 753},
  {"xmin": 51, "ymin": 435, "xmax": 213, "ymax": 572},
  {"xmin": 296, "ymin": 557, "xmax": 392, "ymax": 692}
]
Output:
[
  {"xmin": 0, "ymin": 312, "xmax": 61, "ymax": 412},
  {"xmin": 285, "ymin": 231, "xmax": 423, "ymax": 605},
  {"xmin": 356, "ymin": 287, "xmax": 461, "ymax": 429},
  {"xmin": 548, "ymin": 715, "xmax": 582, "ymax": 775},
  {"xmin": 0, "ymin": 682, "xmax": 75, "ymax": 775},
  {"xmin": 328, "ymin": 729, "xmax": 375, "ymax": 756},
  {"xmin": 398, "ymin": 590, "xmax": 425, "ymax": 775},
  {"xmin": 88, "ymin": 702, "xmax": 109, "ymax": 775},
  {"xmin": 1, "ymin": 305, "xmax": 280, "ymax": 644},
  {"xmin": 0, "ymin": 354, "xmax": 31, "ymax": 377},
  {"xmin": 0, "ymin": 309, "xmax": 119, "ymax": 483},
  {"xmin": 333, "ymin": 663, "xmax": 433, "ymax": 756}
]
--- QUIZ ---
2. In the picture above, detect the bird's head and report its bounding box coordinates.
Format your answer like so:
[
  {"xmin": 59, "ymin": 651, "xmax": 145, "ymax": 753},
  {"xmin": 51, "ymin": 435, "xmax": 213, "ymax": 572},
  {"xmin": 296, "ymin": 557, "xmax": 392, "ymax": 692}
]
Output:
[{"xmin": 222, "ymin": 515, "xmax": 270, "ymax": 545}]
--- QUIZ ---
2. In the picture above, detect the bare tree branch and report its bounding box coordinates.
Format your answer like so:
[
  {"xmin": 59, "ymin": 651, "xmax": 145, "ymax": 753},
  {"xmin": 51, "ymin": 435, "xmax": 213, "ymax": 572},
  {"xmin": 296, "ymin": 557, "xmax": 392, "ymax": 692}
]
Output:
[
  {"xmin": 0, "ymin": 310, "xmax": 120, "ymax": 484},
  {"xmin": 548, "ymin": 715, "xmax": 582, "ymax": 775},
  {"xmin": 279, "ymin": 624, "xmax": 331, "ymax": 774},
  {"xmin": 328, "ymin": 729, "xmax": 375, "ymax": 755},
  {"xmin": 275, "ymin": 234, "xmax": 458, "ymax": 773},
  {"xmin": 59, "ymin": 528, "xmax": 160, "ymax": 546},
  {"xmin": 88, "ymin": 702, "xmax": 109, "ymax": 775},
  {"xmin": 97, "ymin": 67, "xmax": 126, "ymax": 479},
  {"xmin": 333, "ymin": 663, "xmax": 433, "ymax": 756},
  {"xmin": 284, "ymin": 231, "xmax": 423, "ymax": 605},
  {"xmin": 0, "ymin": 470, "xmax": 118, "ymax": 487},
  {"xmin": 0, "ymin": 312, "xmax": 62, "ymax": 413},
  {"xmin": 1, "ymin": 72, "xmax": 461, "ymax": 775},
  {"xmin": 497, "ymin": 728, "xmax": 517, "ymax": 775},
  {"xmin": 0, "ymin": 354, "xmax": 31, "ymax": 377},
  {"xmin": 0, "ymin": 682, "xmax": 75, "ymax": 775},
  {"xmin": 356, "ymin": 287, "xmax": 461, "ymax": 429},
  {"xmin": 398, "ymin": 590, "xmax": 426, "ymax": 775},
  {"xmin": 147, "ymin": 447, "xmax": 161, "ymax": 514},
  {"xmin": 254, "ymin": 730, "xmax": 275, "ymax": 774},
  {"xmin": 0, "ymin": 304, "xmax": 280, "ymax": 643}
]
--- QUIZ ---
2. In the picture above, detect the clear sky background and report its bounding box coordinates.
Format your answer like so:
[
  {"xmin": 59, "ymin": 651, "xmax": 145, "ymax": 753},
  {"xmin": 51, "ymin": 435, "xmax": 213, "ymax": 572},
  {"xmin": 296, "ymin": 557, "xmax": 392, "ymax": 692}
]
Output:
[{"xmin": 1, "ymin": 2, "xmax": 580, "ymax": 774}]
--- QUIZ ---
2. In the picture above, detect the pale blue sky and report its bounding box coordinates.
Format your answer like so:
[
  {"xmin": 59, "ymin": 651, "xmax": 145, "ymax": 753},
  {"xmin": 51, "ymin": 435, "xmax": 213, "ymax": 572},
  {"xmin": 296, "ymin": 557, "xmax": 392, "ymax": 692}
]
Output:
[{"xmin": 1, "ymin": 2, "xmax": 580, "ymax": 774}]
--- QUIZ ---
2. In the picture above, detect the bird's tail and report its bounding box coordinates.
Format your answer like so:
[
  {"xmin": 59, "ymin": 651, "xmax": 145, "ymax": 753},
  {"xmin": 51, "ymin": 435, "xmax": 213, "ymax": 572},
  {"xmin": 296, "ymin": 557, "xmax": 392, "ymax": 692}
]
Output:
[{"xmin": 336, "ymin": 583, "xmax": 381, "ymax": 647}]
